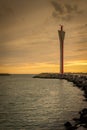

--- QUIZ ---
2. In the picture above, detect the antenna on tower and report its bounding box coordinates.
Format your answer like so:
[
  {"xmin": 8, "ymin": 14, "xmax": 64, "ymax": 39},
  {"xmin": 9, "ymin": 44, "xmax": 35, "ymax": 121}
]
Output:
[{"xmin": 59, "ymin": 24, "xmax": 63, "ymax": 31}]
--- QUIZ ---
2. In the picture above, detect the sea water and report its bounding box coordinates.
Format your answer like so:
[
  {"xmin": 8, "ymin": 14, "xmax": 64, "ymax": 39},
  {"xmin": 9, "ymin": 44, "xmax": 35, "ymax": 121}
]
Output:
[{"xmin": 0, "ymin": 74, "xmax": 87, "ymax": 130}]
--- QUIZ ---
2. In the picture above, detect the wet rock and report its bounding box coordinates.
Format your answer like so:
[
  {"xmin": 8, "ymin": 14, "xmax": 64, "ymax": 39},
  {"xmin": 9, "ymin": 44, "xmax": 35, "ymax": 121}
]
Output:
[
  {"xmin": 79, "ymin": 108, "xmax": 87, "ymax": 125},
  {"xmin": 64, "ymin": 108, "xmax": 87, "ymax": 130},
  {"xmin": 64, "ymin": 121, "xmax": 77, "ymax": 130}
]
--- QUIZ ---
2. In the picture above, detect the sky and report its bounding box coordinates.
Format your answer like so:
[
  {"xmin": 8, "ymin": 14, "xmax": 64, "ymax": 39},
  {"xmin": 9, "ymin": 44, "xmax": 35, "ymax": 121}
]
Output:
[{"xmin": 0, "ymin": 0, "xmax": 87, "ymax": 74}]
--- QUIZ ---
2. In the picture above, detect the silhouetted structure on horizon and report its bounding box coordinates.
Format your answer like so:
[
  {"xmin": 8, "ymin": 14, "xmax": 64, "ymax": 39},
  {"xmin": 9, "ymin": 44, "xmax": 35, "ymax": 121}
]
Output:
[{"xmin": 58, "ymin": 25, "xmax": 65, "ymax": 74}]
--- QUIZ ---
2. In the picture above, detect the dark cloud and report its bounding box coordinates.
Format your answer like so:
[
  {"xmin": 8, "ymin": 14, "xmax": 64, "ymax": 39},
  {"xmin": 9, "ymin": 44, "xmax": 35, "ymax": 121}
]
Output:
[
  {"xmin": 51, "ymin": 1, "xmax": 64, "ymax": 14},
  {"xmin": 52, "ymin": 11, "xmax": 72, "ymax": 21},
  {"xmin": 0, "ymin": 1, "xmax": 14, "ymax": 19},
  {"xmin": 51, "ymin": 0, "xmax": 83, "ymax": 21},
  {"xmin": 0, "ymin": 6, "xmax": 14, "ymax": 26},
  {"xmin": 65, "ymin": 4, "xmax": 82, "ymax": 14}
]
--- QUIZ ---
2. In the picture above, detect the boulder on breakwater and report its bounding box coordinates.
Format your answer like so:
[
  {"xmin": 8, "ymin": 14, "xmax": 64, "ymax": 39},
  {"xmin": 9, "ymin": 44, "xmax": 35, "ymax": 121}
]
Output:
[{"xmin": 64, "ymin": 108, "xmax": 87, "ymax": 130}]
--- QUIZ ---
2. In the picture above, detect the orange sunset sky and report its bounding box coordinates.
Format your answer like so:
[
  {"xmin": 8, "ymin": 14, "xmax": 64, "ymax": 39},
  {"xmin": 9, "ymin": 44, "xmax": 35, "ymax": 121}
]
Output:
[{"xmin": 0, "ymin": 0, "xmax": 87, "ymax": 74}]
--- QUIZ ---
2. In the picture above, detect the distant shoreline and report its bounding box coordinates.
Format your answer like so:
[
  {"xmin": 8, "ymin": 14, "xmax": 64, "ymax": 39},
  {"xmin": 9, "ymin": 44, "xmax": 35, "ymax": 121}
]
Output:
[{"xmin": 0, "ymin": 73, "xmax": 11, "ymax": 76}]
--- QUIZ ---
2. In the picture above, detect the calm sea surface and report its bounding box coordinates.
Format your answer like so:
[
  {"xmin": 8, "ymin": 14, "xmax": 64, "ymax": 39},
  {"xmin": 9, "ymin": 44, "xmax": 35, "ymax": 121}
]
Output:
[{"xmin": 0, "ymin": 74, "xmax": 87, "ymax": 130}]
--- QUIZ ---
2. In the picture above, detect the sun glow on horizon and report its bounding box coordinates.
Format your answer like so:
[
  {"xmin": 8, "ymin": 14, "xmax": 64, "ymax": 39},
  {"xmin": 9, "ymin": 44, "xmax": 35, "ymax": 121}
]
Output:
[{"xmin": 0, "ymin": 60, "xmax": 87, "ymax": 74}]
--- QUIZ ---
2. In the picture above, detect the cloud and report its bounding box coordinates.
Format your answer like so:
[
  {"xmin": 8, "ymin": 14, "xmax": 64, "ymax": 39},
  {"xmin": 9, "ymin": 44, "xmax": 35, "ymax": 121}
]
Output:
[
  {"xmin": 51, "ymin": 1, "xmax": 64, "ymax": 14},
  {"xmin": 0, "ymin": 1, "xmax": 15, "ymax": 25},
  {"xmin": 65, "ymin": 4, "xmax": 82, "ymax": 14},
  {"xmin": 76, "ymin": 48, "xmax": 87, "ymax": 52},
  {"xmin": 51, "ymin": 0, "xmax": 83, "ymax": 21}
]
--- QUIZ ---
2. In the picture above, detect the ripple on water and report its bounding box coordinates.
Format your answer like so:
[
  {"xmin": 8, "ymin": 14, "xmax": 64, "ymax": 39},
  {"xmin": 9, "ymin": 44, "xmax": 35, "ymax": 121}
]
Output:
[{"xmin": 0, "ymin": 75, "xmax": 87, "ymax": 130}]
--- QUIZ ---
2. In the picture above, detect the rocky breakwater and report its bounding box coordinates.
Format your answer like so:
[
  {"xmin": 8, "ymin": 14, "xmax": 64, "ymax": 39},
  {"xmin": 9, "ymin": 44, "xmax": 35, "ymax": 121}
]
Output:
[
  {"xmin": 61, "ymin": 74, "xmax": 87, "ymax": 130},
  {"xmin": 64, "ymin": 108, "xmax": 87, "ymax": 130},
  {"xmin": 33, "ymin": 73, "xmax": 87, "ymax": 129},
  {"xmin": 61, "ymin": 74, "xmax": 87, "ymax": 101}
]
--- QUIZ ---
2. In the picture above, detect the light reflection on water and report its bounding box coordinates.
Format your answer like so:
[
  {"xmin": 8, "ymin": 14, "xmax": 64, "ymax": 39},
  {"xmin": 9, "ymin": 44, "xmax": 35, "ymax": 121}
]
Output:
[{"xmin": 0, "ymin": 75, "xmax": 87, "ymax": 130}]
